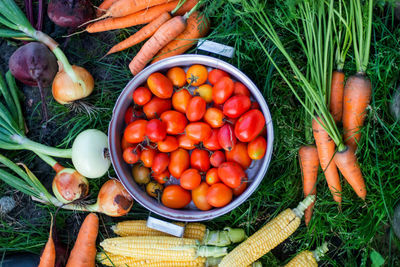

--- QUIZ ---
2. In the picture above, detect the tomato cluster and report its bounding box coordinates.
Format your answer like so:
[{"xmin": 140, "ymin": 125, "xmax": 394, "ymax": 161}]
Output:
[{"xmin": 121, "ymin": 64, "xmax": 268, "ymax": 210}]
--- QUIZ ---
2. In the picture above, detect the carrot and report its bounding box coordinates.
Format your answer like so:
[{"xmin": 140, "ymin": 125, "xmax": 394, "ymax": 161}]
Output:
[
  {"xmin": 96, "ymin": 0, "xmax": 119, "ymax": 17},
  {"xmin": 152, "ymin": 12, "xmax": 209, "ymax": 63},
  {"xmin": 105, "ymin": 12, "xmax": 172, "ymax": 56},
  {"xmin": 66, "ymin": 213, "xmax": 99, "ymax": 267},
  {"xmin": 38, "ymin": 214, "xmax": 55, "ymax": 267},
  {"xmin": 329, "ymin": 70, "xmax": 345, "ymax": 123},
  {"xmin": 312, "ymin": 118, "xmax": 342, "ymax": 204},
  {"xmin": 334, "ymin": 146, "xmax": 366, "ymax": 200},
  {"xmin": 298, "ymin": 145, "xmax": 319, "ymax": 226},
  {"xmin": 99, "ymin": 0, "xmax": 170, "ymax": 20},
  {"xmin": 342, "ymin": 73, "xmax": 372, "ymax": 151},
  {"xmin": 87, "ymin": 0, "xmax": 197, "ymax": 33}
]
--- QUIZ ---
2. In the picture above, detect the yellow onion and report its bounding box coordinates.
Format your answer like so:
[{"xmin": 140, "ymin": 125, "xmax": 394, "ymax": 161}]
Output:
[{"xmin": 52, "ymin": 166, "xmax": 89, "ymax": 204}]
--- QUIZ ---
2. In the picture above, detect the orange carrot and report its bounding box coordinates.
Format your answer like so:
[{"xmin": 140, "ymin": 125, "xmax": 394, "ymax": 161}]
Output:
[
  {"xmin": 152, "ymin": 12, "xmax": 209, "ymax": 63},
  {"xmin": 298, "ymin": 145, "xmax": 319, "ymax": 226},
  {"xmin": 38, "ymin": 215, "xmax": 55, "ymax": 267},
  {"xmin": 329, "ymin": 70, "xmax": 345, "ymax": 123},
  {"xmin": 66, "ymin": 213, "xmax": 99, "ymax": 267},
  {"xmin": 312, "ymin": 118, "xmax": 342, "ymax": 204},
  {"xmin": 334, "ymin": 146, "xmax": 366, "ymax": 200},
  {"xmin": 106, "ymin": 12, "xmax": 172, "ymax": 56},
  {"xmin": 96, "ymin": 0, "xmax": 119, "ymax": 17},
  {"xmin": 342, "ymin": 74, "xmax": 372, "ymax": 151},
  {"xmin": 87, "ymin": 0, "xmax": 197, "ymax": 33},
  {"xmin": 103, "ymin": 0, "xmax": 170, "ymax": 19}
]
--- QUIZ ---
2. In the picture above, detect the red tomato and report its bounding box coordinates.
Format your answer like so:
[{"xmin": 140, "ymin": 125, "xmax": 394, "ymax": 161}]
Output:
[
  {"xmin": 233, "ymin": 177, "xmax": 248, "ymax": 196},
  {"xmin": 206, "ymin": 183, "xmax": 232, "ymax": 208},
  {"xmin": 147, "ymin": 72, "xmax": 173, "ymax": 99},
  {"xmin": 204, "ymin": 108, "xmax": 225, "ymax": 128},
  {"xmin": 206, "ymin": 168, "xmax": 220, "ymax": 185},
  {"xmin": 121, "ymin": 136, "xmax": 136, "ymax": 151},
  {"xmin": 192, "ymin": 182, "xmax": 212, "ymax": 211},
  {"xmin": 162, "ymin": 185, "xmax": 191, "ymax": 209},
  {"xmin": 140, "ymin": 147, "xmax": 157, "ymax": 167},
  {"xmin": 152, "ymin": 153, "xmax": 170, "ymax": 174},
  {"xmin": 146, "ymin": 119, "xmax": 167, "ymax": 142},
  {"xmin": 143, "ymin": 97, "xmax": 172, "ymax": 119},
  {"xmin": 124, "ymin": 106, "xmax": 144, "ymax": 124},
  {"xmin": 153, "ymin": 170, "xmax": 170, "ymax": 184},
  {"xmin": 161, "ymin": 110, "xmax": 187, "ymax": 135},
  {"xmin": 218, "ymin": 162, "xmax": 246, "ymax": 188},
  {"xmin": 235, "ymin": 110, "xmax": 266, "ymax": 142},
  {"xmin": 233, "ymin": 82, "xmax": 251, "ymax": 97},
  {"xmin": 157, "ymin": 135, "xmax": 179, "ymax": 152},
  {"xmin": 169, "ymin": 148, "xmax": 190, "ymax": 178},
  {"xmin": 208, "ymin": 69, "xmax": 229, "ymax": 85},
  {"xmin": 124, "ymin": 120, "xmax": 148, "ymax": 143},
  {"xmin": 178, "ymin": 134, "xmax": 199, "ymax": 150},
  {"xmin": 218, "ymin": 124, "xmax": 237, "ymax": 151},
  {"xmin": 250, "ymin": 101, "xmax": 260, "ymax": 109},
  {"xmin": 194, "ymin": 84, "xmax": 213, "ymax": 103},
  {"xmin": 212, "ymin": 76, "xmax": 234, "ymax": 104},
  {"xmin": 133, "ymin": 87, "xmax": 152, "ymax": 106},
  {"xmin": 180, "ymin": 169, "xmax": 202, "ymax": 190},
  {"xmin": 186, "ymin": 64, "xmax": 208, "ymax": 86},
  {"xmin": 122, "ymin": 147, "xmax": 141, "ymax": 164},
  {"xmin": 190, "ymin": 149, "xmax": 210, "ymax": 172},
  {"xmin": 210, "ymin": 151, "xmax": 225, "ymax": 167},
  {"xmin": 203, "ymin": 129, "xmax": 222, "ymax": 151},
  {"xmin": 167, "ymin": 67, "xmax": 186, "ymax": 87},
  {"xmin": 223, "ymin": 95, "xmax": 251, "ymax": 118},
  {"xmin": 248, "ymin": 136, "xmax": 267, "ymax": 160},
  {"xmin": 226, "ymin": 142, "xmax": 252, "ymax": 170},
  {"xmin": 186, "ymin": 96, "xmax": 206, "ymax": 122},
  {"xmin": 172, "ymin": 89, "xmax": 192, "ymax": 113},
  {"xmin": 185, "ymin": 122, "xmax": 212, "ymax": 142}
]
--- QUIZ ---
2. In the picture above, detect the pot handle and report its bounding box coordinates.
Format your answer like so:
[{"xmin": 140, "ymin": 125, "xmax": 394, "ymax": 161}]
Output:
[
  {"xmin": 146, "ymin": 216, "xmax": 185, "ymax": 237},
  {"xmin": 197, "ymin": 40, "xmax": 235, "ymax": 58}
]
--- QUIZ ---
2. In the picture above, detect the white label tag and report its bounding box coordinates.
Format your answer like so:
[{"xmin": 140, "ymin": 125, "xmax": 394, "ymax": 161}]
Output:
[
  {"xmin": 147, "ymin": 216, "xmax": 185, "ymax": 237},
  {"xmin": 197, "ymin": 40, "xmax": 235, "ymax": 58}
]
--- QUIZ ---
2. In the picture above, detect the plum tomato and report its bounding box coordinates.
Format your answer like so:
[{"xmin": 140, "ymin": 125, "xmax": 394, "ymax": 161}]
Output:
[
  {"xmin": 194, "ymin": 84, "xmax": 213, "ymax": 103},
  {"xmin": 133, "ymin": 87, "xmax": 152, "ymax": 106},
  {"xmin": 152, "ymin": 170, "xmax": 170, "ymax": 184},
  {"xmin": 146, "ymin": 119, "xmax": 167, "ymax": 142},
  {"xmin": 161, "ymin": 110, "xmax": 187, "ymax": 135},
  {"xmin": 234, "ymin": 109, "xmax": 266, "ymax": 142},
  {"xmin": 248, "ymin": 136, "xmax": 267, "ymax": 160},
  {"xmin": 186, "ymin": 64, "xmax": 208, "ymax": 86},
  {"xmin": 124, "ymin": 106, "xmax": 144, "ymax": 124},
  {"xmin": 232, "ymin": 177, "xmax": 248, "ymax": 196},
  {"xmin": 123, "ymin": 147, "xmax": 141, "ymax": 164},
  {"xmin": 147, "ymin": 72, "xmax": 173, "ymax": 99},
  {"xmin": 206, "ymin": 183, "xmax": 232, "ymax": 208},
  {"xmin": 204, "ymin": 107, "xmax": 225, "ymax": 128},
  {"xmin": 210, "ymin": 150, "xmax": 225, "ymax": 167},
  {"xmin": 178, "ymin": 134, "xmax": 199, "ymax": 150},
  {"xmin": 192, "ymin": 182, "xmax": 212, "ymax": 211},
  {"xmin": 140, "ymin": 147, "xmax": 157, "ymax": 167},
  {"xmin": 223, "ymin": 95, "xmax": 251, "ymax": 118},
  {"xmin": 218, "ymin": 162, "xmax": 246, "ymax": 189},
  {"xmin": 157, "ymin": 135, "xmax": 179, "ymax": 152},
  {"xmin": 121, "ymin": 136, "xmax": 136, "ymax": 151},
  {"xmin": 172, "ymin": 89, "xmax": 192, "ymax": 113},
  {"xmin": 250, "ymin": 101, "xmax": 260, "ymax": 109},
  {"xmin": 206, "ymin": 168, "xmax": 220, "ymax": 185},
  {"xmin": 186, "ymin": 96, "xmax": 206, "ymax": 122},
  {"xmin": 180, "ymin": 169, "xmax": 202, "ymax": 190},
  {"xmin": 162, "ymin": 185, "xmax": 191, "ymax": 209},
  {"xmin": 190, "ymin": 149, "xmax": 210, "ymax": 172},
  {"xmin": 146, "ymin": 181, "xmax": 164, "ymax": 198},
  {"xmin": 212, "ymin": 76, "xmax": 234, "ymax": 104},
  {"xmin": 124, "ymin": 120, "xmax": 148, "ymax": 143},
  {"xmin": 218, "ymin": 124, "xmax": 237, "ymax": 151},
  {"xmin": 167, "ymin": 67, "xmax": 186, "ymax": 87},
  {"xmin": 143, "ymin": 97, "xmax": 172, "ymax": 119},
  {"xmin": 152, "ymin": 153, "xmax": 170, "ymax": 174},
  {"xmin": 233, "ymin": 82, "xmax": 251, "ymax": 97},
  {"xmin": 185, "ymin": 122, "xmax": 212, "ymax": 142},
  {"xmin": 203, "ymin": 129, "xmax": 222, "ymax": 151},
  {"xmin": 132, "ymin": 164, "xmax": 150, "ymax": 185},
  {"xmin": 208, "ymin": 69, "xmax": 229, "ymax": 85},
  {"xmin": 169, "ymin": 148, "xmax": 190, "ymax": 178},
  {"xmin": 225, "ymin": 142, "xmax": 252, "ymax": 170}
]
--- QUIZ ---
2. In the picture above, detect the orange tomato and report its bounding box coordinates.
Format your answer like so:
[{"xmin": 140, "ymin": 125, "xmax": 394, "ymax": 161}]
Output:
[
  {"xmin": 123, "ymin": 147, "xmax": 141, "ymax": 164},
  {"xmin": 208, "ymin": 69, "xmax": 229, "ymax": 85},
  {"xmin": 152, "ymin": 153, "xmax": 170, "ymax": 174},
  {"xmin": 161, "ymin": 110, "xmax": 187, "ymax": 135},
  {"xmin": 157, "ymin": 135, "xmax": 179, "ymax": 152},
  {"xmin": 153, "ymin": 170, "xmax": 170, "ymax": 184},
  {"xmin": 233, "ymin": 177, "xmax": 248, "ymax": 196},
  {"xmin": 233, "ymin": 82, "xmax": 251, "ymax": 97},
  {"xmin": 133, "ymin": 87, "xmax": 152, "ymax": 106},
  {"xmin": 203, "ymin": 129, "xmax": 222, "ymax": 151},
  {"xmin": 225, "ymin": 142, "xmax": 252, "ymax": 170},
  {"xmin": 169, "ymin": 148, "xmax": 190, "ymax": 178},
  {"xmin": 206, "ymin": 168, "xmax": 220, "ymax": 185},
  {"xmin": 186, "ymin": 96, "xmax": 206, "ymax": 122},
  {"xmin": 192, "ymin": 182, "xmax": 212, "ymax": 211},
  {"xmin": 185, "ymin": 122, "xmax": 212, "ymax": 142},
  {"xmin": 147, "ymin": 72, "xmax": 173, "ymax": 99},
  {"xmin": 186, "ymin": 64, "xmax": 208, "ymax": 86},
  {"xmin": 167, "ymin": 67, "xmax": 186, "ymax": 87},
  {"xmin": 204, "ymin": 108, "xmax": 225, "ymax": 128},
  {"xmin": 124, "ymin": 120, "xmax": 148, "ymax": 143},
  {"xmin": 194, "ymin": 84, "xmax": 213, "ymax": 103},
  {"xmin": 218, "ymin": 162, "xmax": 246, "ymax": 188},
  {"xmin": 180, "ymin": 169, "xmax": 201, "ymax": 190},
  {"xmin": 210, "ymin": 150, "xmax": 225, "ymax": 167},
  {"xmin": 140, "ymin": 147, "xmax": 157, "ymax": 167},
  {"xmin": 248, "ymin": 136, "xmax": 267, "ymax": 160},
  {"xmin": 178, "ymin": 134, "xmax": 199, "ymax": 150},
  {"xmin": 162, "ymin": 185, "xmax": 191, "ymax": 209},
  {"xmin": 206, "ymin": 183, "xmax": 232, "ymax": 208},
  {"xmin": 143, "ymin": 97, "xmax": 171, "ymax": 119},
  {"xmin": 212, "ymin": 76, "xmax": 234, "ymax": 104},
  {"xmin": 190, "ymin": 149, "xmax": 210, "ymax": 172},
  {"xmin": 172, "ymin": 89, "xmax": 192, "ymax": 113},
  {"xmin": 121, "ymin": 136, "xmax": 135, "ymax": 150}
]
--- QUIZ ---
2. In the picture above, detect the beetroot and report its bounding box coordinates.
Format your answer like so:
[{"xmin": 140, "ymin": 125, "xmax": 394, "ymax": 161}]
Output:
[{"xmin": 47, "ymin": 0, "xmax": 95, "ymax": 28}]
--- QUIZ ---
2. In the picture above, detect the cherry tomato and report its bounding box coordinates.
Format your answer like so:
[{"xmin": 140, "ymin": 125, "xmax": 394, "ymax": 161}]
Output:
[
  {"xmin": 226, "ymin": 142, "xmax": 252, "ymax": 170},
  {"xmin": 203, "ymin": 129, "xmax": 222, "ymax": 151},
  {"xmin": 206, "ymin": 168, "xmax": 220, "ymax": 185},
  {"xmin": 248, "ymin": 136, "xmax": 267, "ymax": 160},
  {"xmin": 146, "ymin": 119, "xmax": 167, "ymax": 142},
  {"xmin": 133, "ymin": 87, "xmax": 152, "ymax": 106},
  {"xmin": 147, "ymin": 72, "xmax": 173, "ymax": 99},
  {"xmin": 212, "ymin": 76, "xmax": 234, "ymax": 104},
  {"xmin": 233, "ymin": 177, "xmax": 248, "ymax": 196},
  {"xmin": 223, "ymin": 95, "xmax": 251, "ymax": 118},
  {"xmin": 192, "ymin": 182, "xmax": 212, "ymax": 211},
  {"xmin": 235, "ymin": 110, "xmax": 266, "ymax": 142},
  {"xmin": 190, "ymin": 149, "xmax": 210, "ymax": 172},
  {"xmin": 146, "ymin": 181, "xmax": 164, "ymax": 198},
  {"xmin": 185, "ymin": 122, "xmax": 212, "ymax": 142},
  {"xmin": 167, "ymin": 67, "xmax": 186, "ymax": 87},
  {"xmin": 161, "ymin": 110, "xmax": 187, "ymax": 135},
  {"xmin": 218, "ymin": 162, "xmax": 246, "ymax": 188},
  {"xmin": 123, "ymin": 147, "xmax": 141, "ymax": 164},
  {"xmin": 125, "ymin": 106, "xmax": 144, "ymax": 124},
  {"xmin": 194, "ymin": 84, "xmax": 213, "ymax": 103},
  {"xmin": 186, "ymin": 96, "xmax": 206, "ymax": 122},
  {"xmin": 140, "ymin": 147, "xmax": 157, "ymax": 167},
  {"xmin": 124, "ymin": 120, "xmax": 148, "ymax": 143},
  {"xmin": 204, "ymin": 108, "xmax": 225, "ymax": 128},
  {"xmin": 186, "ymin": 64, "xmax": 208, "ymax": 86},
  {"xmin": 233, "ymin": 82, "xmax": 251, "ymax": 97},
  {"xmin": 152, "ymin": 153, "xmax": 170, "ymax": 174},
  {"xmin": 180, "ymin": 169, "xmax": 201, "ymax": 190},
  {"xmin": 172, "ymin": 89, "xmax": 192, "ymax": 113},
  {"xmin": 153, "ymin": 170, "xmax": 170, "ymax": 184},
  {"xmin": 218, "ymin": 124, "xmax": 237, "ymax": 151},
  {"xmin": 178, "ymin": 134, "xmax": 199, "ymax": 150},
  {"xmin": 206, "ymin": 183, "xmax": 232, "ymax": 208},
  {"xmin": 210, "ymin": 151, "xmax": 225, "ymax": 167},
  {"xmin": 162, "ymin": 185, "xmax": 191, "ymax": 209},
  {"xmin": 169, "ymin": 148, "xmax": 190, "ymax": 178},
  {"xmin": 157, "ymin": 135, "xmax": 179, "ymax": 152},
  {"xmin": 143, "ymin": 97, "xmax": 172, "ymax": 119},
  {"xmin": 208, "ymin": 69, "xmax": 229, "ymax": 85},
  {"xmin": 121, "ymin": 136, "xmax": 136, "ymax": 151},
  {"xmin": 250, "ymin": 101, "xmax": 260, "ymax": 109}
]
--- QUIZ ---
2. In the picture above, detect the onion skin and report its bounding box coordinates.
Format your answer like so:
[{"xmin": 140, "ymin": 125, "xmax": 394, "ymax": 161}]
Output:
[
  {"xmin": 47, "ymin": 0, "xmax": 95, "ymax": 28},
  {"xmin": 96, "ymin": 179, "xmax": 133, "ymax": 217},
  {"xmin": 52, "ymin": 168, "xmax": 89, "ymax": 203},
  {"xmin": 52, "ymin": 65, "xmax": 94, "ymax": 104}
]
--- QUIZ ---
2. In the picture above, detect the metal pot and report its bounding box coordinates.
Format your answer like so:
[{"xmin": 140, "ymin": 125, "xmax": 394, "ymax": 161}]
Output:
[{"xmin": 108, "ymin": 55, "xmax": 274, "ymax": 221}]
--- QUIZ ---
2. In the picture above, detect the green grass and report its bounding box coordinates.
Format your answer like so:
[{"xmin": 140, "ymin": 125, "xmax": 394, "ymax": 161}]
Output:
[{"xmin": 0, "ymin": 0, "xmax": 400, "ymax": 266}]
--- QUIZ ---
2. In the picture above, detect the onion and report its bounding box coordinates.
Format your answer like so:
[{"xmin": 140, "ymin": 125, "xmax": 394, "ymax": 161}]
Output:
[
  {"xmin": 72, "ymin": 129, "xmax": 110, "ymax": 178},
  {"xmin": 52, "ymin": 167, "xmax": 89, "ymax": 203}
]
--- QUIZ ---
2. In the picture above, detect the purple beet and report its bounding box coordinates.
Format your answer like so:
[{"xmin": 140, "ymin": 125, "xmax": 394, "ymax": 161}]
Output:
[{"xmin": 47, "ymin": 0, "xmax": 95, "ymax": 28}]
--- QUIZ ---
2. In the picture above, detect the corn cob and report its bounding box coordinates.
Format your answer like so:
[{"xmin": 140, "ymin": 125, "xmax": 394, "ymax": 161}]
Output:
[
  {"xmin": 219, "ymin": 195, "xmax": 316, "ymax": 267},
  {"xmin": 285, "ymin": 243, "xmax": 329, "ymax": 267}
]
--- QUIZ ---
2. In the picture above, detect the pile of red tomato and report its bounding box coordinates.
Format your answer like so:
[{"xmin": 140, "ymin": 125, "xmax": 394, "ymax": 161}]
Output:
[{"xmin": 121, "ymin": 64, "xmax": 267, "ymax": 210}]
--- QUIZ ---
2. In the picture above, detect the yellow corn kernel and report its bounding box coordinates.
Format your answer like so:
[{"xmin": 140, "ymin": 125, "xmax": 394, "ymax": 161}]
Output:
[{"xmin": 284, "ymin": 251, "xmax": 317, "ymax": 267}]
